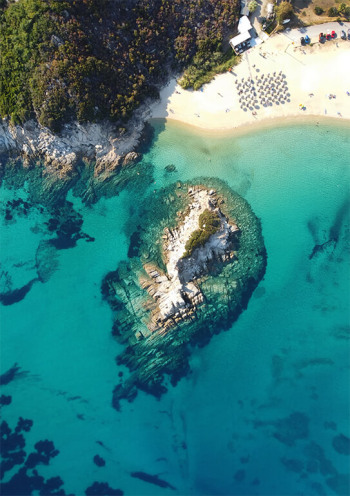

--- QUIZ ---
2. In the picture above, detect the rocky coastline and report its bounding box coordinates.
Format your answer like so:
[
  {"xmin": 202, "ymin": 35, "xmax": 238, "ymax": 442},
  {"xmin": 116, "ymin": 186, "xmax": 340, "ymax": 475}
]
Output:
[
  {"xmin": 0, "ymin": 104, "xmax": 154, "ymax": 204},
  {"xmin": 102, "ymin": 179, "xmax": 267, "ymax": 409}
]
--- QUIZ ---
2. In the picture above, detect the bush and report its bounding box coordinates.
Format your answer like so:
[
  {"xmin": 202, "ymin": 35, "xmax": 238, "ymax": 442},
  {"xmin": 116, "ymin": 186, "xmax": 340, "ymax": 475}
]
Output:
[
  {"xmin": 249, "ymin": 1, "xmax": 258, "ymax": 13},
  {"xmin": 328, "ymin": 7, "xmax": 338, "ymax": 16},
  {"xmin": 314, "ymin": 6, "xmax": 324, "ymax": 15},
  {"xmin": 276, "ymin": 1, "xmax": 294, "ymax": 24},
  {"xmin": 344, "ymin": 6, "xmax": 350, "ymax": 17},
  {"xmin": 182, "ymin": 209, "xmax": 221, "ymax": 258},
  {"xmin": 179, "ymin": 45, "xmax": 238, "ymax": 91}
]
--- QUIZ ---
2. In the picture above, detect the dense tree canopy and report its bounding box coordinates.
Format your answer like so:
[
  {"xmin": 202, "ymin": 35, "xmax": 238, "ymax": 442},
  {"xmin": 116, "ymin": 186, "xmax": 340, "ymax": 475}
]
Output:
[{"xmin": 0, "ymin": 0, "xmax": 239, "ymax": 131}]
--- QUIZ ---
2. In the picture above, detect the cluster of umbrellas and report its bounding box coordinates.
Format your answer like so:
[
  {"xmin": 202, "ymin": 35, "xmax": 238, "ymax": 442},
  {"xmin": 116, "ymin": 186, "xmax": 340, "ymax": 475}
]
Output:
[{"xmin": 235, "ymin": 71, "xmax": 291, "ymax": 112}]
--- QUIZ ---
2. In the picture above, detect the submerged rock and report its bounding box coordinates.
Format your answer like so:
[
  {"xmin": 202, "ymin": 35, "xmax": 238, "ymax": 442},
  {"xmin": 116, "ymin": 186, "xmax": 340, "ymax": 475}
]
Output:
[
  {"xmin": 93, "ymin": 455, "xmax": 106, "ymax": 467},
  {"xmin": 130, "ymin": 471, "xmax": 176, "ymax": 490},
  {"xmin": 85, "ymin": 482, "xmax": 123, "ymax": 495},
  {"xmin": 102, "ymin": 179, "xmax": 267, "ymax": 409},
  {"xmin": 332, "ymin": 433, "xmax": 350, "ymax": 455}
]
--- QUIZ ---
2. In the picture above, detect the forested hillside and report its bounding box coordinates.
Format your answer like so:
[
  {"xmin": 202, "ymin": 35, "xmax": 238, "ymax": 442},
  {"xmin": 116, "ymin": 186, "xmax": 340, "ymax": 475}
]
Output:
[{"xmin": 0, "ymin": 0, "xmax": 239, "ymax": 131}]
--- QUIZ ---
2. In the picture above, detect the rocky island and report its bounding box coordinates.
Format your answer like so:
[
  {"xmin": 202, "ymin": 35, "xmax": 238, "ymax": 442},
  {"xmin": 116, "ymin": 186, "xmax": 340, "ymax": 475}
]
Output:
[{"xmin": 102, "ymin": 178, "xmax": 267, "ymax": 409}]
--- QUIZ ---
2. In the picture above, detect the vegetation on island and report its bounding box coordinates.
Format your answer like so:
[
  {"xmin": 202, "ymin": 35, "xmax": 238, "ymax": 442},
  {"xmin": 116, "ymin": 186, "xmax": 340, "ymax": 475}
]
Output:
[
  {"xmin": 183, "ymin": 209, "xmax": 221, "ymax": 258},
  {"xmin": 0, "ymin": 0, "xmax": 239, "ymax": 132}
]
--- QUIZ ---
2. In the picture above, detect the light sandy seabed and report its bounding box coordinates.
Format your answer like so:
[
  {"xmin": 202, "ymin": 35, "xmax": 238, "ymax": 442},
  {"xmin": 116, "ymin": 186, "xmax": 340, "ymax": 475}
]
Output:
[{"xmin": 150, "ymin": 32, "xmax": 350, "ymax": 133}]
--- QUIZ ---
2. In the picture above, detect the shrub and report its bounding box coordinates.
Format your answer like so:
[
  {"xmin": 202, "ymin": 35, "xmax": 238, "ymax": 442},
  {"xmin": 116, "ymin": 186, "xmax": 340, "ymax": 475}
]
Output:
[
  {"xmin": 179, "ymin": 46, "xmax": 238, "ymax": 91},
  {"xmin": 314, "ymin": 6, "xmax": 324, "ymax": 15},
  {"xmin": 344, "ymin": 6, "xmax": 350, "ymax": 17},
  {"xmin": 276, "ymin": 2, "xmax": 294, "ymax": 24},
  {"xmin": 328, "ymin": 7, "xmax": 338, "ymax": 16},
  {"xmin": 249, "ymin": 1, "xmax": 258, "ymax": 13},
  {"xmin": 182, "ymin": 209, "xmax": 221, "ymax": 258}
]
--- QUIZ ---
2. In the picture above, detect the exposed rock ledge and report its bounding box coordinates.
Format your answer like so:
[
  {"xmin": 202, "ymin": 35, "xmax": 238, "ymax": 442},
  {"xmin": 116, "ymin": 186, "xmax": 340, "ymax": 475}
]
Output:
[
  {"xmin": 102, "ymin": 179, "xmax": 267, "ymax": 409},
  {"xmin": 0, "ymin": 104, "xmax": 153, "ymax": 197},
  {"xmin": 0, "ymin": 109, "xmax": 149, "ymax": 171},
  {"xmin": 0, "ymin": 105, "xmax": 156, "ymax": 203}
]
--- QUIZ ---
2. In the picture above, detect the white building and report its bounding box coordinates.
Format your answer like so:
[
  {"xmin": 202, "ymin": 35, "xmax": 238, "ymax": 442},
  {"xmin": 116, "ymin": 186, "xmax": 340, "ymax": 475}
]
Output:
[{"xmin": 229, "ymin": 16, "xmax": 253, "ymax": 54}]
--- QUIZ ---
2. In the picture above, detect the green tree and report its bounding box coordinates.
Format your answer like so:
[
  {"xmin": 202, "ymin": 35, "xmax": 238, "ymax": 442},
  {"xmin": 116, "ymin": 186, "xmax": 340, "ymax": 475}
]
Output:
[
  {"xmin": 249, "ymin": 1, "xmax": 258, "ymax": 13},
  {"xmin": 344, "ymin": 6, "xmax": 350, "ymax": 17},
  {"xmin": 328, "ymin": 7, "xmax": 338, "ymax": 17},
  {"xmin": 314, "ymin": 6, "xmax": 324, "ymax": 15},
  {"xmin": 276, "ymin": 1, "xmax": 294, "ymax": 24}
]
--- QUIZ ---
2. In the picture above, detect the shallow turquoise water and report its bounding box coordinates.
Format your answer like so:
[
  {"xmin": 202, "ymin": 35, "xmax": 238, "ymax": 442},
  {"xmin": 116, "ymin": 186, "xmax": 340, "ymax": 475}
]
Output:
[{"xmin": 1, "ymin": 120, "xmax": 350, "ymax": 495}]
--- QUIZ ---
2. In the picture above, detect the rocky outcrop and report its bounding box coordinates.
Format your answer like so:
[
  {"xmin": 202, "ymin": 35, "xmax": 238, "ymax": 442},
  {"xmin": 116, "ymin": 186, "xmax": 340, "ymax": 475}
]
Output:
[
  {"xmin": 0, "ymin": 108, "xmax": 147, "ymax": 171},
  {"xmin": 0, "ymin": 108, "xmax": 153, "ymax": 205},
  {"xmin": 0, "ymin": 106, "xmax": 148, "ymax": 202},
  {"xmin": 102, "ymin": 179, "xmax": 267, "ymax": 409}
]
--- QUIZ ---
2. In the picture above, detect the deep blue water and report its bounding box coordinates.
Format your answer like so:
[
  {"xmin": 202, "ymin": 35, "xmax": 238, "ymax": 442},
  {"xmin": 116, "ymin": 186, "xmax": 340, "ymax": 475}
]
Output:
[{"xmin": 1, "ymin": 120, "xmax": 350, "ymax": 496}]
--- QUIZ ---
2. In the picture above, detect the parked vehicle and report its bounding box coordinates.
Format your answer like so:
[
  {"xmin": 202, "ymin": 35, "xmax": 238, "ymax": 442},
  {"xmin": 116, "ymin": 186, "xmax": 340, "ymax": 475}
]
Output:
[
  {"xmin": 300, "ymin": 36, "xmax": 305, "ymax": 45},
  {"xmin": 319, "ymin": 32, "xmax": 324, "ymax": 42},
  {"xmin": 348, "ymin": 29, "xmax": 350, "ymax": 40},
  {"xmin": 326, "ymin": 30, "xmax": 331, "ymax": 40},
  {"xmin": 341, "ymin": 30, "xmax": 346, "ymax": 40},
  {"xmin": 331, "ymin": 30, "xmax": 336, "ymax": 38},
  {"xmin": 304, "ymin": 35, "xmax": 310, "ymax": 44}
]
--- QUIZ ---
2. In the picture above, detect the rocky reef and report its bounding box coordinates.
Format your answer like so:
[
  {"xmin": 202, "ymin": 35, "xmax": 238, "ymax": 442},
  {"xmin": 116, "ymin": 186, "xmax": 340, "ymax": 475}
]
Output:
[
  {"xmin": 102, "ymin": 179, "xmax": 267, "ymax": 409},
  {"xmin": 0, "ymin": 112, "xmax": 154, "ymax": 205}
]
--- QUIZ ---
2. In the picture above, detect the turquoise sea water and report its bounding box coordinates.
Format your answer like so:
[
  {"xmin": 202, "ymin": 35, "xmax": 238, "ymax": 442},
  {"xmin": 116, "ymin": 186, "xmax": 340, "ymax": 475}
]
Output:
[{"xmin": 1, "ymin": 120, "xmax": 350, "ymax": 495}]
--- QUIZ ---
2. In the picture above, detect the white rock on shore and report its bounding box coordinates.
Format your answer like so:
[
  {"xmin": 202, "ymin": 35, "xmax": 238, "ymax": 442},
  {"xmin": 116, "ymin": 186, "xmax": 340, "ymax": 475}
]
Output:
[{"xmin": 0, "ymin": 104, "xmax": 151, "ymax": 175}]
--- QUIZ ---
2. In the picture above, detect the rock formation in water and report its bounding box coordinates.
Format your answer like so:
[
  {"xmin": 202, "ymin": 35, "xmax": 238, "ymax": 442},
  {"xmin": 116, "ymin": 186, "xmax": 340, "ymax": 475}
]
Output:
[
  {"xmin": 0, "ymin": 116, "xmax": 148, "ymax": 204},
  {"xmin": 102, "ymin": 179, "xmax": 267, "ymax": 409}
]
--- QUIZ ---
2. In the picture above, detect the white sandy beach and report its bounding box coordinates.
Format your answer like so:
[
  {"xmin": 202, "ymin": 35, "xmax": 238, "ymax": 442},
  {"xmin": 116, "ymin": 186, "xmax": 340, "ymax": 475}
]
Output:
[{"xmin": 150, "ymin": 24, "xmax": 350, "ymax": 131}]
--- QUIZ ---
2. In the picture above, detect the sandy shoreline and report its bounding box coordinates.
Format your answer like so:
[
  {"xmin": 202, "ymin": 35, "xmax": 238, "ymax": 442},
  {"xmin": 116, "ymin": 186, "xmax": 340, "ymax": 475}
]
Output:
[{"xmin": 150, "ymin": 27, "xmax": 350, "ymax": 134}]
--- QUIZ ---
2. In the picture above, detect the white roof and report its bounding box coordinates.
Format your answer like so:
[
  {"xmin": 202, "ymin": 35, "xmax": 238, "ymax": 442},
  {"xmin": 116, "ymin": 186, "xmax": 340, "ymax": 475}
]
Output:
[
  {"xmin": 238, "ymin": 15, "xmax": 252, "ymax": 33},
  {"xmin": 240, "ymin": 5, "xmax": 250, "ymax": 16},
  {"xmin": 229, "ymin": 31, "xmax": 251, "ymax": 48},
  {"xmin": 267, "ymin": 3, "xmax": 274, "ymax": 14}
]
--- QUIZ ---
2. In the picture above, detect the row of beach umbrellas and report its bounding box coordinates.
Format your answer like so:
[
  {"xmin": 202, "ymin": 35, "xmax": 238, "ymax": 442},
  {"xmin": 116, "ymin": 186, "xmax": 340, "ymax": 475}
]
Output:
[{"xmin": 235, "ymin": 72, "xmax": 291, "ymax": 110}]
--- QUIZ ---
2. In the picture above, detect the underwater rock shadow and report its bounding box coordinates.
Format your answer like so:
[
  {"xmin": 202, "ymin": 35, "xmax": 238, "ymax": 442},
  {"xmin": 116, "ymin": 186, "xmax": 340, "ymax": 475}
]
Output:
[
  {"xmin": 0, "ymin": 364, "xmax": 28, "ymax": 386},
  {"xmin": 308, "ymin": 196, "xmax": 350, "ymax": 260},
  {"xmin": 0, "ymin": 278, "xmax": 38, "ymax": 306},
  {"xmin": 130, "ymin": 471, "xmax": 176, "ymax": 491}
]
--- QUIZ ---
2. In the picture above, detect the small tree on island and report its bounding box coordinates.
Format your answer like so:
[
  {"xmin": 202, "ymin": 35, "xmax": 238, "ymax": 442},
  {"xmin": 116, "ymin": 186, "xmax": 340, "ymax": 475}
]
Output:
[
  {"xmin": 276, "ymin": 1, "xmax": 294, "ymax": 24},
  {"xmin": 249, "ymin": 1, "xmax": 258, "ymax": 13}
]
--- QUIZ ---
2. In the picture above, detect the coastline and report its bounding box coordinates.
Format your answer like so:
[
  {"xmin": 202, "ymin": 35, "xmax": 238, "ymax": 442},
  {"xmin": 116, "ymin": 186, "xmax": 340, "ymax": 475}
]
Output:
[
  {"xmin": 149, "ymin": 27, "xmax": 350, "ymax": 135},
  {"xmin": 1, "ymin": 23, "xmax": 349, "ymax": 188},
  {"xmin": 149, "ymin": 113, "xmax": 350, "ymax": 140}
]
